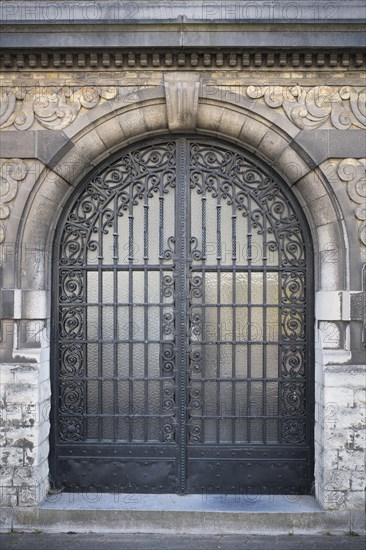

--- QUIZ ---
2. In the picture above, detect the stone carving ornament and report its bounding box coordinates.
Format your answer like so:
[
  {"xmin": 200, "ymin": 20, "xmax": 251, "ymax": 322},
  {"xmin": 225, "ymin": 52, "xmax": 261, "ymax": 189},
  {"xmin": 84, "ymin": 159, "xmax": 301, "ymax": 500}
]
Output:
[
  {"xmin": 246, "ymin": 85, "xmax": 366, "ymax": 130},
  {"xmin": 0, "ymin": 158, "xmax": 28, "ymax": 243},
  {"xmin": 0, "ymin": 82, "xmax": 365, "ymax": 131},
  {"xmin": 0, "ymin": 85, "xmax": 117, "ymax": 130},
  {"xmin": 337, "ymin": 158, "xmax": 366, "ymax": 246}
]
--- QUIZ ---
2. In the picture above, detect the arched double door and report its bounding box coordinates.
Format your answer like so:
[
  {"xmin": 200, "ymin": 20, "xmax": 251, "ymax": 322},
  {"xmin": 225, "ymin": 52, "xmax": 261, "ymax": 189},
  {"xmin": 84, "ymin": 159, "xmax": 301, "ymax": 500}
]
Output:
[{"xmin": 51, "ymin": 136, "xmax": 314, "ymax": 494}]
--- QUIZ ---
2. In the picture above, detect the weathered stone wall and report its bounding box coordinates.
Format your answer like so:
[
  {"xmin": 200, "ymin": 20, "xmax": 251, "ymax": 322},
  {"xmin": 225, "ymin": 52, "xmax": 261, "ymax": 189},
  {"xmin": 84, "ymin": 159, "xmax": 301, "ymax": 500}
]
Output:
[{"xmin": 0, "ymin": 1, "xmax": 365, "ymax": 530}]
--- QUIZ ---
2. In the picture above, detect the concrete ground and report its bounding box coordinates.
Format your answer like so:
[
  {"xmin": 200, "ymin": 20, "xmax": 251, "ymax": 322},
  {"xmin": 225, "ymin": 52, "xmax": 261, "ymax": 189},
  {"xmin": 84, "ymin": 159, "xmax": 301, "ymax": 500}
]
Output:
[{"xmin": 1, "ymin": 533, "xmax": 366, "ymax": 550}]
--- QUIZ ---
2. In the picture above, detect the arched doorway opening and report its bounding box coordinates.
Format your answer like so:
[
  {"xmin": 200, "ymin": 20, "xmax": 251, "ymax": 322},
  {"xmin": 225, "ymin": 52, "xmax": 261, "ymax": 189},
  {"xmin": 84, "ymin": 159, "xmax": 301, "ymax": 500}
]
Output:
[{"xmin": 50, "ymin": 136, "xmax": 314, "ymax": 494}]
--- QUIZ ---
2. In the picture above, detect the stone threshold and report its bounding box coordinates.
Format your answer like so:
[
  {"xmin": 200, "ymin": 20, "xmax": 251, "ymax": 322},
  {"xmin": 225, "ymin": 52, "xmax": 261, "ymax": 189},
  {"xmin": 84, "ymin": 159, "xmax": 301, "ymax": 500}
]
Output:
[{"xmin": 1, "ymin": 494, "xmax": 364, "ymax": 535}]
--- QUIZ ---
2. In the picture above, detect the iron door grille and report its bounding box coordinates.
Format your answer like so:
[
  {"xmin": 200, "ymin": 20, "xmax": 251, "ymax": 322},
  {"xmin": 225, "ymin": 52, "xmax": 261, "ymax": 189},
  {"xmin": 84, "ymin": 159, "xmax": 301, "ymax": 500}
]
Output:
[{"xmin": 51, "ymin": 136, "xmax": 314, "ymax": 494}]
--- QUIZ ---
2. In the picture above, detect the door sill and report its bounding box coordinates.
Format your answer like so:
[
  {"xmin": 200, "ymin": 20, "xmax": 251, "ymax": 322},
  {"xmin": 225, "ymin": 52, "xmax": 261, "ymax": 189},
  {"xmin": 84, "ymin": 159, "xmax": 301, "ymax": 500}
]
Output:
[{"xmin": 39, "ymin": 492, "xmax": 322, "ymax": 513}]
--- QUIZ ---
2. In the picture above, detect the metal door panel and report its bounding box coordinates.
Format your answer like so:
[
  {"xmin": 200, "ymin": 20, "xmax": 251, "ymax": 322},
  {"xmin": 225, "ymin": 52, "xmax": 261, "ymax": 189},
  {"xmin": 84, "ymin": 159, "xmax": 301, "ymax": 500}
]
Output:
[{"xmin": 51, "ymin": 136, "xmax": 313, "ymax": 494}]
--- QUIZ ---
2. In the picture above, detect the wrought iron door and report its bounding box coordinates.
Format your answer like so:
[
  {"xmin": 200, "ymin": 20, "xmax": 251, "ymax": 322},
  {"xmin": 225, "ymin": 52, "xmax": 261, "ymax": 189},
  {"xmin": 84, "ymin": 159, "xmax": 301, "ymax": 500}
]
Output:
[{"xmin": 51, "ymin": 137, "xmax": 314, "ymax": 494}]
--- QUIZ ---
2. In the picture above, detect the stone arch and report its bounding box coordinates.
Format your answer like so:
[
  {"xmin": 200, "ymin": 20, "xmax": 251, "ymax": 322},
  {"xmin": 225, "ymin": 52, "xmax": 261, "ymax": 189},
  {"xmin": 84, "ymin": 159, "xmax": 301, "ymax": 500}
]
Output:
[
  {"xmin": 16, "ymin": 89, "xmax": 348, "ymax": 293},
  {"xmin": 8, "ymin": 86, "xmax": 354, "ymax": 509}
]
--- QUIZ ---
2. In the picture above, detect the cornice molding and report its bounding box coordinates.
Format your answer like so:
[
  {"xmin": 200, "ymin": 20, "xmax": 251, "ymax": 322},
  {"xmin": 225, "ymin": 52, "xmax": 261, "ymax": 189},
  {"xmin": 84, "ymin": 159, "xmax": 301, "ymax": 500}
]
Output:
[
  {"xmin": 1, "ymin": 1, "xmax": 365, "ymax": 25},
  {"xmin": 1, "ymin": 50, "xmax": 365, "ymax": 72}
]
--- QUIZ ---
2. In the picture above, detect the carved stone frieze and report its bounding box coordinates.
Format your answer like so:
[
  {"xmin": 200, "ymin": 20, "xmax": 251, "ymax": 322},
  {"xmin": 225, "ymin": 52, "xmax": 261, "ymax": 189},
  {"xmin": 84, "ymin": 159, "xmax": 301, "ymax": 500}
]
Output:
[
  {"xmin": 337, "ymin": 158, "xmax": 366, "ymax": 246},
  {"xmin": 0, "ymin": 85, "xmax": 117, "ymax": 130},
  {"xmin": 246, "ymin": 85, "xmax": 366, "ymax": 130},
  {"xmin": 0, "ymin": 158, "xmax": 28, "ymax": 243},
  {"xmin": 1, "ymin": 82, "xmax": 366, "ymax": 132}
]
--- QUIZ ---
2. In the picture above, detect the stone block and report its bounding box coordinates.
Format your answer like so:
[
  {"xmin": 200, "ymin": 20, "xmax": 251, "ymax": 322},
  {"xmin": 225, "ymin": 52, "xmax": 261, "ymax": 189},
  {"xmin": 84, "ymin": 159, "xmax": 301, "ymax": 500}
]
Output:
[
  {"xmin": 316, "ymin": 291, "xmax": 342, "ymax": 321},
  {"xmin": 0, "ymin": 131, "xmax": 37, "ymax": 158},
  {"xmin": 116, "ymin": 108, "xmax": 147, "ymax": 141},
  {"xmin": 13, "ymin": 466, "xmax": 37, "ymax": 487},
  {"xmin": 322, "ymin": 490, "xmax": 347, "ymax": 510},
  {"xmin": 314, "ymin": 423, "xmax": 323, "ymax": 446},
  {"xmin": 0, "ymin": 445, "xmax": 33, "ymax": 468},
  {"xmin": 0, "ymin": 395, "xmax": 38, "ymax": 429},
  {"xmin": 50, "ymin": 145, "xmax": 94, "ymax": 186},
  {"xmin": 297, "ymin": 129, "xmax": 366, "ymax": 163},
  {"xmin": 17, "ymin": 484, "xmax": 39, "ymax": 507},
  {"xmin": 38, "ymin": 361, "xmax": 50, "ymax": 384},
  {"xmin": 217, "ymin": 109, "xmax": 245, "ymax": 140},
  {"xmin": 343, "ymin": 429, "xmax": 364, "ymax": 452},
  {"xmin": 38, "ymin": 401, "xmax": 51, "ymax": 426},
  {"xmin": 38, "ymin": 170, "xmax": 71, "ymax": 206},
  {"xmin": 316, "ymin": 222, "xmax": 342, "ymax": 267},
  {"xmin": 0, "ymin": 289, "xmax": 14, "ymax": 319},
  {"xmin": 37, "ymin": 458, "xmax": 50, "ymax": 482},
  {"xmin": 323, "ymin": 427, "xmax": 346, "ymax": 450},
  {"xmin": 94, "ymin": 116, "xmax": 126, "ymax": 152},
  {"xmin": 334, "ymin": 408, "xmax": 365, "ymax": 431},
  {"xmin": 36, "ymin": 131, "xmax": 72, "ymax": 165},
  {"xmin": 0, "ymin": 506, "xmax": 13, "ymax": 530},
  {"xmin": 38, "ymin": 380, "xmax": 51, "ymax": 403},
  {"xmin": 354, "ymin": 389, "xmax": 366, "ymax": 406},
  {"xmin": 239, "ymin": 116, "xmax": 268, "ymax": 149},
  {"xmin": 317, "ymin": 252, "xmax": 342, "ymax": 292},
  {"xmin": 274, "ymin": 146, "xmax": 312, "ymax": 184},
  {"xmin": 71, "ymin": 128, "xmax": 108, "ymax": 166},
  {"xmin": 337, "ymin": 448, "xmax": 365, "ymax": 471},
  {"xmin": 257, "ymin": 130, "xmax": 288, "ymax": 162},
  {"xmin": 319, "ymin": 322, "xmax": 342, "ymax": 349},
  {"xmin": 33, "ymin": 439, "xmax": 49, "ymax": 466},
  {"xmin": 323, "ymin": 469, "xmax": 351, "ymax": 491},
  {"xmin": 197, "ymin": 104, "xmax": 224, "ymax": 132},
  {"xmin": 324, "ymin": 365, "xmax": 366, "ymax": 388},
  {"xmin": 19, "ymin": 239, "xmax": 48, "ymax": 287},
  {"xmin": 324, "ymin": 386, "xmax": 354, "ymax": 409},
  {"xmin": 350, "ymin": 470, "xmax": 366, "ymax": 491},
  {"xmin": 1, "ymin": 378, "xmax": 37, "ymax": 403},
  {"xmin": 314, "ymin": 386, "xmax": 324, "ymax": 415},
  {"xmin": 345, "ymin": 491, "xmax": 366, "ymax": 510},
  {"xmin": 314, "ymin": 360, "xmax": 324, "ymax": 384},
  {"xmin": 20, "ymin": 290, "xmax": 48, "ymax": 320},
  {"xmin": 310, "ymin": 194, "xmax": 340, "ymax": 227},
  {"xmin": 293, "ymin": 171, "xmax": 327, "ymax": 204},
  {"xmin": 321, "ymin": 450, "xmax": 339, "ymax": 470},
  {"xmin": 164, "ymin": 73, "xmax": 200, "ymax": 131},
  {"xmin": 0, "ymin": 486, "xmax": 18, "ymax": 508},
  {"xmin": 349, "ymin": 292, "xmax": 364, "ymax": 322},
  {"xmin": 142, "ymin": 103, "xmax": 168, "ymax": 132}
]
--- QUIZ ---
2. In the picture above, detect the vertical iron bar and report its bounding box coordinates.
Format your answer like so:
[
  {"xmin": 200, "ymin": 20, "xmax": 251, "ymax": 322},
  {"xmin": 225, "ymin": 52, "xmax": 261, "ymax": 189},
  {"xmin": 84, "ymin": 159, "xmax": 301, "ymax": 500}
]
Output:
[
  {"xmin": 232, "ymin": 212, "xmax": 237, "ymax": 444},
  {"xmin": 159, "ymin": 196, "xmax": 164, "ymax": 260},
  {"xmin": 176, "ymin": 138, "xmax": 188, "ymax": 493},
  {"xmin": 144, "ymin": 205, "xmax": 149, "ymax": 261},
  {"xmin": 202, "ymin": 197, "xmax": 207, "ymax": 260},
  {"xmin": 144, "ymin": 197, "xmax": 149, "ymax": 442},
  {"xmin": 278, "ymin": 267, "xmax": 282, "ymax": 444},
  {"xmin": 216, "ymin": 202, "xmax": 221, "ymax": 444},
  {"xmin": 201, "ymin": 194, "xmax": 206, "ymax": 443},
  {"xmin": 128, "ymin": 215, "xmax": 134, "ymax": 261},
  {"xmin": 247, "ymin": 197, "xmax": 252, "ymax": 443},
  {"xmin": 159, "ymin": 194, "xmax": 164, "ymax": 442},
  {"xmin": 113, "ymin": 197, "xmax": 119, "ymax": 442},
  {"xmin": 262, "ymin": 209, "xmax": 267, "ymax": 445},
  {"xmin": 97, "ymin": 212, "xmax": 103, "ymax": 442},
  {"xmin": 128, "ymin": 210, "xmax": 134, "ymax": 441}
]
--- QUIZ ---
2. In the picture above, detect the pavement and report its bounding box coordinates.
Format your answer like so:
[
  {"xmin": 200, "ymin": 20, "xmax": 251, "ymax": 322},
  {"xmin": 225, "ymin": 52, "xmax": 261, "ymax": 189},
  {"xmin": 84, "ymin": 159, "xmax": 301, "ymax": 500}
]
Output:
[{"xmin": 1, "ymin": 533, "xmax": 366, "ymax": 550}]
